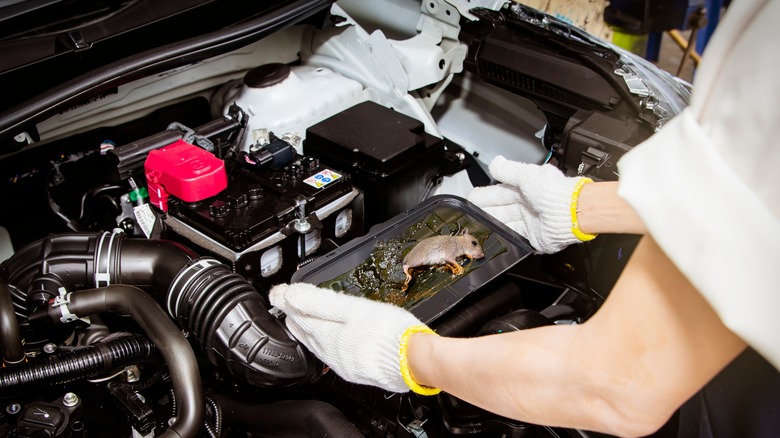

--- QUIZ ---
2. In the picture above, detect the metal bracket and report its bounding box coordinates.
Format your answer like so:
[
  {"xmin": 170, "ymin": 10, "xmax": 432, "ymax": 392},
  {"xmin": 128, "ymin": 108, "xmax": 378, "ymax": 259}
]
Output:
[{"xmin": 407, "ymin": 419, "xmax": 429, "ymax": 438}]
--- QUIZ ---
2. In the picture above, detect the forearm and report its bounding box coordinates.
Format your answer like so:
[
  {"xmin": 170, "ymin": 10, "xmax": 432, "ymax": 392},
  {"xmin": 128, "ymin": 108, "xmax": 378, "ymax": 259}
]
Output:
[
  {"xmin": 410, "ymin": 325, "xmax": 680, "ymax": 435},
  {"xmin": 409, "ymin": 326, "xmax": 605, "ymax": 430},
  {"xmin": 577, "ymin": 181, "xmax": 646, "ymax": 235},
  {"xmin": 408, "ymin": 323, "xmax": 647, "ymax": 434}
]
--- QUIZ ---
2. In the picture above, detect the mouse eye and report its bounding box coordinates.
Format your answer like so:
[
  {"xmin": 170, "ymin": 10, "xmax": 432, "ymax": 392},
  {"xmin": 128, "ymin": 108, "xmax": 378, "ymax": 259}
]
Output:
[{"xmin": 471, "ymin": 240, "xmax": 477, "ymax": 246}]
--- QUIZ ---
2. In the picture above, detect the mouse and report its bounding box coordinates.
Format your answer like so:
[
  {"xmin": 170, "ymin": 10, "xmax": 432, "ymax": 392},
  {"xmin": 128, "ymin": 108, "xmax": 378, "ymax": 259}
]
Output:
[{"xmin": 402, "ymin": 228, "xmax": 484, "ymax": 291}]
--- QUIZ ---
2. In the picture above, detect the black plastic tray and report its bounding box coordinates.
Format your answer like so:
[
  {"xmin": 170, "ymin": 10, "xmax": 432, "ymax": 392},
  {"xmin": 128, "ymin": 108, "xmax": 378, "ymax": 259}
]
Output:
[{"xmin": 291, "ymin": 195, "xmax": 534, "ymax": 324}]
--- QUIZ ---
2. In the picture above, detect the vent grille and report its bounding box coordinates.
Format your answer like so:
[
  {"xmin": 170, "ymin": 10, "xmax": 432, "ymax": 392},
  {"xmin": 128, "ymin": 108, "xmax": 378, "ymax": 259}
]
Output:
[{"xmin": 478, "ymin": 60, "xmax": 596, "ymax": 109}]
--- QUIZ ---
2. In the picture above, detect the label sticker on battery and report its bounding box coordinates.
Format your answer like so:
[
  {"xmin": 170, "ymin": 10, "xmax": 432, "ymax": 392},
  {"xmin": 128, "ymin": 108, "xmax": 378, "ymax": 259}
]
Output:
[{"xmin": 304, "ymin": 169, "xmax": 342, "ymax": 189}]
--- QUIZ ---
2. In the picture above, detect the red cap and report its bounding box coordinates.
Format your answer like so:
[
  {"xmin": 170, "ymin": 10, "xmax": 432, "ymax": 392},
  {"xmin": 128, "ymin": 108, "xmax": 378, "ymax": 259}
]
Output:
[{"xmin": 144, "ymin": 140, "xmax": 227, "ymax": 212}]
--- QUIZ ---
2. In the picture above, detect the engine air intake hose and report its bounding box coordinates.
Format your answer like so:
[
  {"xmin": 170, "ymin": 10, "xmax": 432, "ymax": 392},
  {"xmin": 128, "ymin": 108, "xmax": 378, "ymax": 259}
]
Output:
[
  {"xmin": 167, "ymin": 259, "xmax": 322, "ymax": 387},
  {"xmin": 1, "ymin": 230, "xmax": 321, "ymax": 387},
  {"xmin": 0, "ymin": 336, "xmax": 155, "ymax": 398}
]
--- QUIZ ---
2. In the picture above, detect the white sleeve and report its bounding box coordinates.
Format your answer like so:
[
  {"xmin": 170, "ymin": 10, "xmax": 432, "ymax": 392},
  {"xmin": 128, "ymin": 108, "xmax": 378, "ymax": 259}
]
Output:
[{"xmin": 616, "ymin": 0, "xmax": 780, "ymax": 369}]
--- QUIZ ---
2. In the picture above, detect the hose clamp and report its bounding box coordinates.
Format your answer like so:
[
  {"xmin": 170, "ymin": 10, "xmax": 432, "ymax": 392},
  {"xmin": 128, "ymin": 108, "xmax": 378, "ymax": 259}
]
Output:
[
  {"xmin": 94, "ymin": 229, "xmax": 124, "ymax": 288},
  {"xmin": 51, "ymin": 287, "xmax": 90, "ymax": 324}
]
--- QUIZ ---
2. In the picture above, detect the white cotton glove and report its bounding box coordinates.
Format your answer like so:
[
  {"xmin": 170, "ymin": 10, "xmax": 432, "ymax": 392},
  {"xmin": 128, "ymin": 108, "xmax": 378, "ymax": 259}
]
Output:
[
  {"xmin": 467, "ymin": 155, "xmax": 596, "ymax": 254},
  {"xmin": 269, "ymin": 283, "xmax": 440, "ymax": 395}
]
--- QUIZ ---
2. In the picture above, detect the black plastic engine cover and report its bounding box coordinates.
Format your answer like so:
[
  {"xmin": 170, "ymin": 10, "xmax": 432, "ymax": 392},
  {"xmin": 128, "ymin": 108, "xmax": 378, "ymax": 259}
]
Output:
[{"xmin": 304, "ymin": 101, "xmax": 445, "ymax": 228}]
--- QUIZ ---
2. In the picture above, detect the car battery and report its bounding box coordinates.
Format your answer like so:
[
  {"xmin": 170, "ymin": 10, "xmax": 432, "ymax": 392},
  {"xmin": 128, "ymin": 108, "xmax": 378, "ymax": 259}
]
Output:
[
  {"xmin": 304, "ymin": 101, "xmax": 445, "ymax": 228},
  {"xmin": 156, "ymin": 143, "xmax": 364, "ymax": 289}
]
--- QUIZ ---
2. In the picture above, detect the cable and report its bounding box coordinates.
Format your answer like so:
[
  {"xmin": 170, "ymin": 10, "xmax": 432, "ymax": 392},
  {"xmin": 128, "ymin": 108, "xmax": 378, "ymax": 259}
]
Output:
[
  {"xmin": 0, "ymin": 336, "xmax": 155, "ymax": 398},
  {"xmin": 206, "ymin": 395, "xmax": 223, "ymax": 438},
  {"xmin": 33, "ymin": 285, "xmax": 205, "ymax": 438}
]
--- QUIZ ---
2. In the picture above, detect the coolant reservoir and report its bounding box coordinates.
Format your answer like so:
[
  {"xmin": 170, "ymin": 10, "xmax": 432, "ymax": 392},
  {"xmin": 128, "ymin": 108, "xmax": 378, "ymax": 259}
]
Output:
[{"xmin": 223, "ymin": 63, "xmax": 367, "ymax": 152}]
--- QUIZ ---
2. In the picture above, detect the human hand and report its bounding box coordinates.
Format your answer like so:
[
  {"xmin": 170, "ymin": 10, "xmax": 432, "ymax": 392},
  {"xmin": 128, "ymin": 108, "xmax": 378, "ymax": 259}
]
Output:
[
  {"xmin": 268, "ymin": 283, "xmax": 440, "ymax": 395},
  {"xmin": 467, "ymin": 156, "xmax": 596, "ymax": 254}
]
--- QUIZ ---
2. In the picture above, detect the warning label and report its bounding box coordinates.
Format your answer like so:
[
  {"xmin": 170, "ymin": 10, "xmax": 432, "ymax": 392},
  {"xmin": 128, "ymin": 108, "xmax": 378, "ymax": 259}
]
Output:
[{"xmin": 303, "ymin": 169, "xmax": 342, "ymax": 189}]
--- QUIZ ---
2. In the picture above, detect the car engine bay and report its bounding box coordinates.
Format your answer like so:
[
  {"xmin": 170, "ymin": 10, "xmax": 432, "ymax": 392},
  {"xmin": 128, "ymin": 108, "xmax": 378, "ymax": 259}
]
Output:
[{"xmin": 0, "ymin": 0, "xmax": 690, "ymax": 436}]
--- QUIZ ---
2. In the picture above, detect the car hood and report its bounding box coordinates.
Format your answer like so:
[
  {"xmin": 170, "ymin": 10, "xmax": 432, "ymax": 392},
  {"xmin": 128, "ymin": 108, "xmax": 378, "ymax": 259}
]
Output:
[{"xmin": 0, "ymin": 0, "xmax": 333, "ymax": 143}]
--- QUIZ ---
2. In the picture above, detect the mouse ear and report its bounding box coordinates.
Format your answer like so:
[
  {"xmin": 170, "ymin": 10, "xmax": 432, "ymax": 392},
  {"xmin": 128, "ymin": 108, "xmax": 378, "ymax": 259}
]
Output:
[{"xmin": 460, "ymin": 227, "xmax": 469, "ymax": 236}]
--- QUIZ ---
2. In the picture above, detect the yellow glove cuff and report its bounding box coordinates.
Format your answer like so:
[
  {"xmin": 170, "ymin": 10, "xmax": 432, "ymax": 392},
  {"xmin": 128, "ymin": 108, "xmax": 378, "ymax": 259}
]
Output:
[
  {"xmin": 571, "ymin": 178, "xmax": 598, "ymax": 242},
  {"xmin": 399, "ymin": 325, "xmax": 441, "ymax": 396}
]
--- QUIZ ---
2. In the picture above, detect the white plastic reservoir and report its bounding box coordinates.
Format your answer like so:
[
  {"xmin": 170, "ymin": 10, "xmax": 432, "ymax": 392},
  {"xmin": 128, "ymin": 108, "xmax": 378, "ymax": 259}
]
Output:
[{"xmin": 222, "ymin": 63, "xmax": 368, "ymax": 152}]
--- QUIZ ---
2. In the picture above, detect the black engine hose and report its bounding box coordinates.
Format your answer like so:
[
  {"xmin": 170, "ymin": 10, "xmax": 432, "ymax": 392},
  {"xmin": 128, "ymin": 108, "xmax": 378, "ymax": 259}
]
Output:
[
  {"xmin": 0, "ymin": 231, "xmax": 197, "ymax": 307},
  {"xmin": 34, "ymin": 285, "xmax": 204, "ymax": 438},
  {"xmin": 0, "ymin": 279, "xmax": 24, "ymax": 364},
  {"xmin": 214, "ymin": 397, "xmax": 363, "ymax": 438},
  {"xmin": 167, "ymin": 260, "xmax": 322, "ymax": 387},
  {"xmin": 1, "ymin": 230, "xmax": 321, "ymax": 386},
  {"xmin": 0, "ymin": 335, "xmax": 155, "ymax": 397}
]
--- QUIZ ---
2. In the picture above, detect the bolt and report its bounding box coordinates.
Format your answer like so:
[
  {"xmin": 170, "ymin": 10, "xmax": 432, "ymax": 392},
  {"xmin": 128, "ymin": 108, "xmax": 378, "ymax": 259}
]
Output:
[
  {"xmin": 294, "ymin": 218, "xmax": 311, "ymax": 234},
  {"xmin": 126, "ymin": 366, "xmax": 140, "ymax": 383},
  {"xmin": 6, "ymin": 403, "xmax": 21, "ymax": 415},
  {"xmin": 63, "ymin": 392, "xmax": 79, "ymax": 407},
  {"xmin": 293, "ymin": 197, "xmax": 311, "ymax": 234},
  {"xmin": 120, "ymin": 218, "xmax": 135, "ymax": 232},
  {"xmin": 43, "ymin": 343, "xmax": 57, "ymax": 354},
  {"xmin": 455, "ymin": 152, "xmax": 466, "ymax": 161}
]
